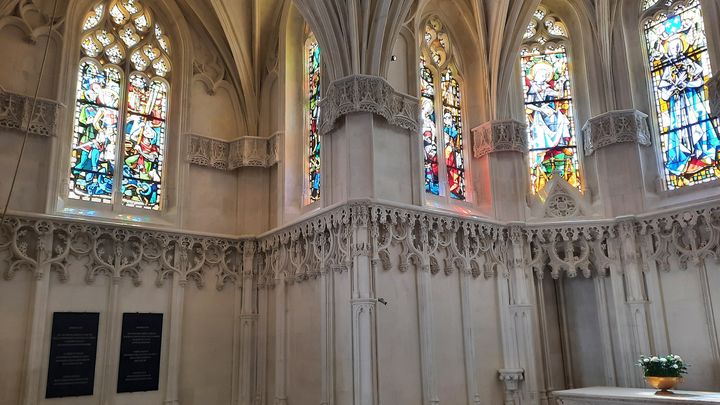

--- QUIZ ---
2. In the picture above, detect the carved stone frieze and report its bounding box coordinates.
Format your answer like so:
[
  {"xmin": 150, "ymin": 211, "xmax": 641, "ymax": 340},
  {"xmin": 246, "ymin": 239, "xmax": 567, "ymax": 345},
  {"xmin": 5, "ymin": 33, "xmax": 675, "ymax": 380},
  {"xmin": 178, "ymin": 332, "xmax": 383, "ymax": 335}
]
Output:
[
  {"xmin": 4, "ymin": 199, "xmax": 720, "ymax": 288},
  {"xmin": 582, "ymin": 109, "xmax": 651, "ymax": 156},
  {"xmin": 187, "ymin": 133, "xmax": 280, "ymax": 170},
  {"xmin": 0, "ymin": 90, "xmax": 63, "ymax": 137},
  {"xmin": 318, "ymin": 75, "xmax": 419, "ymax": 135},
  {"xmin": 472, "ymin": 120, "xmax": 527, "ymax": 158},
  {"xmin": 0, "ymin": 215, "xmax": 248, "ymax": 290}
]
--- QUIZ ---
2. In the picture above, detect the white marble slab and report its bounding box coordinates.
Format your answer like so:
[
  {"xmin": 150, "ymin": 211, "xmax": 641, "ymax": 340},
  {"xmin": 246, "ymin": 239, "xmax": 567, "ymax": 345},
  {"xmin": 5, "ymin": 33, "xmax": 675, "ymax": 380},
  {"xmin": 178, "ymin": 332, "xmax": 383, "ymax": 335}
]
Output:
[{"xmin": 554, "ymin": 387, "xmax": 720, "ymax": 404}]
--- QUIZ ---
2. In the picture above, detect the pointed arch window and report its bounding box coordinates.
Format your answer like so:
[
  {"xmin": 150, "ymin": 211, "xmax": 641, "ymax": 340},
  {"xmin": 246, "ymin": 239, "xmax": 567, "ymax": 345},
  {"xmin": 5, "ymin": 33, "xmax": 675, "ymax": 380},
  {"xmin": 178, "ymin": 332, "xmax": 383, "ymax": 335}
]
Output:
[
  {"xmin": 70, "ymin": 0, "xmax": 171, "ymax": 211},
  {"xmin": 419, "ymin": 17, "xmax": 467, "ymax": 201},
  {"xmin": 642, "ymin": 0, "xmax": 720, "ymax": 189},
  {"xmin": 520, "ymin": 7, "xmax": 580, "ymax": 194},
  {"xmin": 304, "ymin": 26, "xmax": 321, "ymax": 204}
]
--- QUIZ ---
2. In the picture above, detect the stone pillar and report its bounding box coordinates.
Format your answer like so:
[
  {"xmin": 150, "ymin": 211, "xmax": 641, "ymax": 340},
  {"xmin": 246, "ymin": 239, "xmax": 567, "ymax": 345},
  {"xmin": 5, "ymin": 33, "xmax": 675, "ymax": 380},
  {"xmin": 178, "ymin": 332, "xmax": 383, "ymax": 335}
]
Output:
[
  {"xmin": 20, "ymin": 227, "xmax": 54, "ymax": 405},
  {"xmin": 238, "ymin": 242, "xmax": 258, "ymax": 405},
  {"xmin": 471, "ymin": 120, "xmax": 528, "ymax": 221},
  {"xmin": 349, "ymin": 208, "xmax": 377, "ymax": 405},
  {"xmin": 582, "ymin": 110, "xmax": 651, "ymax": 216},
  {"xmin": 496, "ymin": 226, "xmax": 542, "ymax": 405},
  {"xmin": 318, "ymin": 75, "xmax": 420, "ymax": 205},
  {"xmin": 615, "ymin": 220, "xmax": 652, "ymax": 387}
]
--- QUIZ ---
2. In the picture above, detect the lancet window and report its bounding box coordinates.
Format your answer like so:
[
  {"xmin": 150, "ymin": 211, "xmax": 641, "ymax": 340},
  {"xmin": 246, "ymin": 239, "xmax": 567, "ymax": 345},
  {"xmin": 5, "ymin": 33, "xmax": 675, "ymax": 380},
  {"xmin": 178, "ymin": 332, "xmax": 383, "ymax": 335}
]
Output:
[
  {"xmin": 419, "ymin": 17, "xmax": 467, "ymax": 201},
  {"xmin": 520, "ymin": 7, "xmax": 580, "ymax": 194},
  {"xmin": 70, "ymin": 0, "xmax": 171, "ymax": 210},
  {"xmin": 304, "ymin": 26, "xmax": 321, "ymax": 204}
]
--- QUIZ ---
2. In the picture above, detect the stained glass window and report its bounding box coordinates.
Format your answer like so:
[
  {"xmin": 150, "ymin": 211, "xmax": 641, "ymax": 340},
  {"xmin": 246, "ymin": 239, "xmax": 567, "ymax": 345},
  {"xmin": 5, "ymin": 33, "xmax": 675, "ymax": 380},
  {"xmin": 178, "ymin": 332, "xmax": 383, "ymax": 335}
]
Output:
[
  {"xmin": 70, "ymin": 0, "xmax": 170, "ymax": 210},
  {"xmin": 305, "ymin": 27, "xmax": 321, "ymax": 204},
  {"xmin": 521, "ymin": 7, "xmax": 580, "ymax": 194},
  {"xmin": 441, "ymin": 68, "xmax": 466, "ymax": 200},
  {"xmin": 420, "ymin": 57, "xmax": 439, "ymax": 195},
  {"xmin": 643, "ymin": 0, "xmax": 720, "ymax": 189},
  {"xmin": 419, "ymin": 17, "xmax": 467, "ymax": 201}
]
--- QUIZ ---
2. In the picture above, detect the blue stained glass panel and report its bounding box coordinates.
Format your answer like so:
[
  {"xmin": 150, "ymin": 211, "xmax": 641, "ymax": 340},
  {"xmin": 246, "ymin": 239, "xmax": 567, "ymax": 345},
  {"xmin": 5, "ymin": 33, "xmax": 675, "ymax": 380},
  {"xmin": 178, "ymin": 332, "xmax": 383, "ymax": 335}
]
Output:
[{"xmin": 645, "ymin": 0, "xmax": 720, "ymax": 189}]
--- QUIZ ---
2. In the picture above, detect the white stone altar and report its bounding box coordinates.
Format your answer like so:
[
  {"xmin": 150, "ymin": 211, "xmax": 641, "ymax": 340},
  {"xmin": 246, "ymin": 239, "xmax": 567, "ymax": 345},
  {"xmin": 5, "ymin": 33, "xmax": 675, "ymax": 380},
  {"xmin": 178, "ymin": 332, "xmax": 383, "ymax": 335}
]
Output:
[{"xmin": 554, "ymin": 387, "xmax": 720, "ymax": 404}]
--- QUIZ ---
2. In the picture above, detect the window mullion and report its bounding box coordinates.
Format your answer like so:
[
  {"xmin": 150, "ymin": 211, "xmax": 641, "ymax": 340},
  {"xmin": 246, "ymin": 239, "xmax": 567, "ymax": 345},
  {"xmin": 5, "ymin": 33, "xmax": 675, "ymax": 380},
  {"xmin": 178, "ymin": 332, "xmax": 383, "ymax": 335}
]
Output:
[
  {"xmin": 113, "ymin": 69, "xmax": 128, "ymax": 211},
  {"xmin": 435, "ymin": 74, "xmax": 448, "ymax": 199}
]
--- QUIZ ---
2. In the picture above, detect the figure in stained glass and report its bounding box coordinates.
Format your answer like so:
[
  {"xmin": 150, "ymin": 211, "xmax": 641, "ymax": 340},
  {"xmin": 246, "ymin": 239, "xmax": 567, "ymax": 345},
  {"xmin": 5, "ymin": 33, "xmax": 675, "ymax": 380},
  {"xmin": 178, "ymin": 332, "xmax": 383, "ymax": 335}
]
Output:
[
  {"xmin": 70, "ymin": 62, "xmax": 121, "ymax": 202},
  {"xmin": 644, "ymin": 0, "xmax": 720, "ymax": 189},
  {"xmin": 305, "ymin": 29, "xmax": 321, "ymax": 203},
  {"xmin": 441, "ymin": 69, "xmax": 465, "ymax": 200},
  {"xmin": 419, "ymin": 17, "xmax": 467, "ymax": 201},
  {"xmin": 420, "ymin": 59, "xmax": 439, "ymax": 195},
  {"xmin": 70, "ymin": 0, "xmax": 171, "ymax": 210},
  {"xmin": 521, "ymin": 7, "xmax": 580, "ymax": 194}
]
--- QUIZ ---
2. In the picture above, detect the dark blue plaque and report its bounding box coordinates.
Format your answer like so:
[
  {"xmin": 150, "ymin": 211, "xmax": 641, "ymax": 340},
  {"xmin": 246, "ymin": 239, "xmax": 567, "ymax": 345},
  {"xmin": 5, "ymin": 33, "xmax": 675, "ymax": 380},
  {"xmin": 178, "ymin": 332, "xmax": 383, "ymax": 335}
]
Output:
[
  {"xmin": 45, "ymin": 312, "xmax": 99, "ymax": 398},
  {"xmin": 117, "ymin": 313, "xmax": 163, "ymax": 393}
]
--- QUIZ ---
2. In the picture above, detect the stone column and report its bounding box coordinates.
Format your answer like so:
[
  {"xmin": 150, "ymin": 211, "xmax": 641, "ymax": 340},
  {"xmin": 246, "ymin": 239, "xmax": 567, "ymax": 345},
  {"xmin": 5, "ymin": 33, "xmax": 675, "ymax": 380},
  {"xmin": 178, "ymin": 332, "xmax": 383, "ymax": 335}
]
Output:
[
  {"xmin": 471, "ymin": 120, "xmax": 528, "ymax": 221},
  {"xmin": 615, "ymin": 220, "xmax": 652, "ymax": 387},
  {"xmin": 709, "ymin": 72, "xmax": 720, "ymax": 120},
  {"xmin": 582, "ymin": 110, "xmax": 651, "ymax": 216},
  {"xmin": 20, "ymin": 227, "xmax": 54, "ymax": 405},
  {"xmin": 318, "ymin": 75, "xmax": 420, "ymax": 206},
  {"xmin": 496, "ymin": 226, "xmax": 542, "ymax": 405},
  {"xmin": 238, "ymin": 242, "xmax": 258, "ymax": 405},
  {"xmin": 349, "ymin": 208, "xmax": 377, "ymax": 405}
]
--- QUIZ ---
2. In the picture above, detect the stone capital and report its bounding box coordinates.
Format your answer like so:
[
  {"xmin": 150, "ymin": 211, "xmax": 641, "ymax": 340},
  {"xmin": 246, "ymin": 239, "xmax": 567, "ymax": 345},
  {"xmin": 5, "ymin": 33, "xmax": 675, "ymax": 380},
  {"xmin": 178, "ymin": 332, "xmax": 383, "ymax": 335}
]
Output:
[
  {"xmin": 471, "ymin": 120, "xmax": 527, "ymax": 158},
  {"xmin": 318, "ymin": 74, "xmax": 419, "ymax": 135},
  {"xmin": 582, "ymin": 109, "xmax": 651, "ymax": 156}
]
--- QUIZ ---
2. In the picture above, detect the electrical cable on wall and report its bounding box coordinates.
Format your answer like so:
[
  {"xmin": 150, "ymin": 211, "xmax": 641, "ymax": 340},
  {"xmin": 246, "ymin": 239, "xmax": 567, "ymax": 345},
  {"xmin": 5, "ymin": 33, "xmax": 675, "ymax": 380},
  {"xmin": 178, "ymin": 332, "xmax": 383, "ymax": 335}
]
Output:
[{"xmin": 0, "ymin": 0, "xmax": 60, "ymax": 225}]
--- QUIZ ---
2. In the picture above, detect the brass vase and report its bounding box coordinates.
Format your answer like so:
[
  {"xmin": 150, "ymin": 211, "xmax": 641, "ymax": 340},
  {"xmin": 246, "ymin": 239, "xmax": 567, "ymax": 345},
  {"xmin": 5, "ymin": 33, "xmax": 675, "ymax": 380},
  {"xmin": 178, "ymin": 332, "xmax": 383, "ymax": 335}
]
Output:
[{"xmin": 645, "ymin": 376, "xmax": 682, "ymax": 395}]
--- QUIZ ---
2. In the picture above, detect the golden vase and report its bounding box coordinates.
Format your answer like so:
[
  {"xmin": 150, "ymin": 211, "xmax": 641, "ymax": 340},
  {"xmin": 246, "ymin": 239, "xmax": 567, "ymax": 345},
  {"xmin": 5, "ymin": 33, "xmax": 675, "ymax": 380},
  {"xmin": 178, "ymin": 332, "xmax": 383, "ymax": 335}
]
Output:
[{"xmin": 645, "ymin": 376, "xmax": 682, "ymax": 395}]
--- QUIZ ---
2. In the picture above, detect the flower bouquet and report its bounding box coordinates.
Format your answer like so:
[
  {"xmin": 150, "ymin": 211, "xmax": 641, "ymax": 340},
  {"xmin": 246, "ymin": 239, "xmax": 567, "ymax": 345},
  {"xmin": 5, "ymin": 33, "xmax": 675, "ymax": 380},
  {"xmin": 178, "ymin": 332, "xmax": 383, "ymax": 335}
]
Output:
[{"xmin": 637, "ymin": 354, "xmax": 688, "ymax": 395}]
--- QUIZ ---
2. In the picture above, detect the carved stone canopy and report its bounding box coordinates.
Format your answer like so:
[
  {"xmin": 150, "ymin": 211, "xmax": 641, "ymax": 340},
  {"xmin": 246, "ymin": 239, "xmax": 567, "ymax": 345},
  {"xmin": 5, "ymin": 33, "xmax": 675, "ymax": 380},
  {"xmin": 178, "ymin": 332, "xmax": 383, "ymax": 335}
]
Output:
[
  {"xmin": 318, "ymin": 74, "xmax": 419, "ymax": 136},
  {"xmin": 471, "ymin": 119, "xmax": 528, "ymax": 158},
  {"xmin": 582, "ymin": 109, "xmax": 651, "ymax": 156},
  {"xmin": 187, "ymin": 133, "xmax": 280, "ymax": 170}
]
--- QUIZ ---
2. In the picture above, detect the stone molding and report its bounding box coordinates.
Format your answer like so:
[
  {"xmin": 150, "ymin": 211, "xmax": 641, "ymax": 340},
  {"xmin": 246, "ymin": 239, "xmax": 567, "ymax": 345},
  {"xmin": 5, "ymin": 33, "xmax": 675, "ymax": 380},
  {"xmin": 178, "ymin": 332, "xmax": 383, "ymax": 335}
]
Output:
[
  {"xmin": 582, "ymin": 109, "xmax": 651, "ymax": 156},
  {"xmin": 471, "ymin": 120, "xmax": 527, "ymax": 158},
  {"xmin": 318, "ymin": 74, "xmax": 419, "ymax": 135},
  {"xmin": 187, "ymin": 132, "xmax": 280, "ymax": 170},
  {"xmin": 0, "ymin": 89, "xmax": 63, "ymax": 137},
  {"xmin": 4, "ymin": 198, "xmax": 720, "ymax": 287}
]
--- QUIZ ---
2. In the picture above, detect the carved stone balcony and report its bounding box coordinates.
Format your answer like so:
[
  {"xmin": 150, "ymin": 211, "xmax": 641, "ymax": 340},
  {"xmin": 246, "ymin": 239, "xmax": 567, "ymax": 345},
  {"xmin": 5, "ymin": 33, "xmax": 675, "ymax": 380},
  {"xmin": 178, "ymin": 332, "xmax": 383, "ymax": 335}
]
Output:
[
  {"xmin": 318, "ymin": 74, "xmax": 419, "ymax": 135},
  {"xmin": 0, "ymin": 89, "xmax": 63, "ymax": 137},
  {"xmin": 187, "ymin": 132, "xmax": 280, "ymax": 170},
  {"xmin": 471, "ymin": 120, "xmax": 527, "ymax": 158},
  {"xmin": 582, "ymin": 109, "xmax": 651, "ymax": 156}
]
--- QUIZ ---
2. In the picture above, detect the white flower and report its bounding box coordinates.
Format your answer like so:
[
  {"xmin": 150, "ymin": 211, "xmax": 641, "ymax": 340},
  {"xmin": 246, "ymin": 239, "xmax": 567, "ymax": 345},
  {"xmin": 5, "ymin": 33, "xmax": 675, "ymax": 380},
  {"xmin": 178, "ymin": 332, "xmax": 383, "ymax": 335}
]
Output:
[
  {"xmin": 674, "ymin": 355, "xmax": 681, "ymax": 361},
  {"xmin": 643, "ymin": 358, "xmax": 650, "ymax": 363},
  {"xmin": 673, "ymin": 364, "xmax": 679, "ymax": 369},
  {"xmin": 660, "ymin": 358, "xmax": 667, "ymax": 363},
  {"xmin": 651, "ymin": 356, "xmax": 659, "ymax": 362}
]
